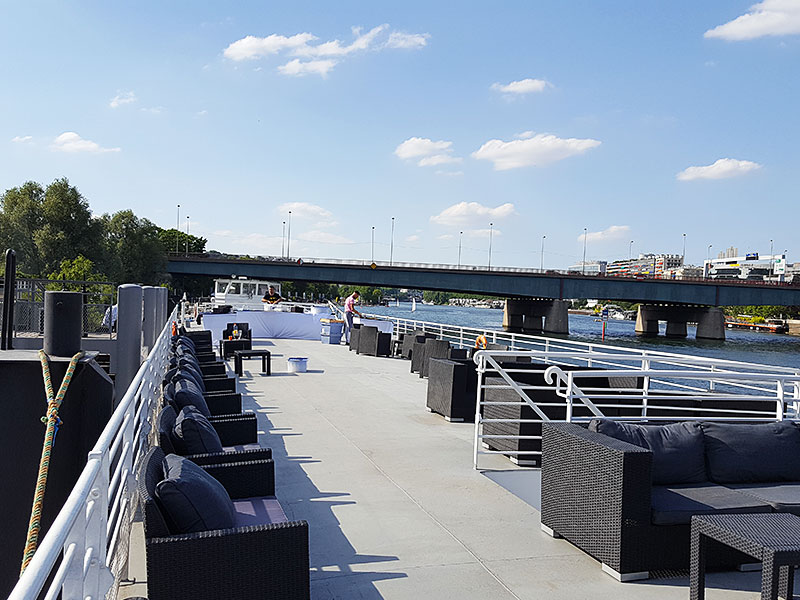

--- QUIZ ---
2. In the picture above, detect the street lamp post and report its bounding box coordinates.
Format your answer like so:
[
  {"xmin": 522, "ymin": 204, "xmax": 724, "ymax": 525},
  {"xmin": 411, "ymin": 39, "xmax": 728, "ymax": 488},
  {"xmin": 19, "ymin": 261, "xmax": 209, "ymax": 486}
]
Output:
[
  {"xmin": 176, "ymin": 204, "xmax": 180, "ymax": 253},
  {"xmin": 770, "ymin": 239, "xmax": 774, "ymax": 277},
  {"xmin": 287, "ymin": 210, "xmax": 292, "ymax": 258},
  {"xmin": 185, "ymin": 216, "xmax": 190, "ymax": 256},
  {"xmin": 390, "ymin": 217, "xmax": 395, "ymax": 266},
  {"xmin": 458, "ymin": 231, "xmax": 463, "ymax": 268},
  {"xmin": 706, "ymin": 244, "xmax": 712, "ymax": 279},
  {"xmin": 540, "ymin": 235, "xmax": 546, "ymax": 271},
  {"xmin": 488, "ymin": 223, "xmax": 494, "ymax": 270},
  {"xmin": 281, "ymin": 221, "xmax": 286, "ymax": 258},
  {"xmin": 629, "ymin": 240, "xmax": 633, "ymax": 261},
  {"xmin": 582, "ymin": 227, "xmax": 588, "ymax": 275},
  {"xmin": 371, "ymin": 226, "xmax": 375, "ymax": 263}
]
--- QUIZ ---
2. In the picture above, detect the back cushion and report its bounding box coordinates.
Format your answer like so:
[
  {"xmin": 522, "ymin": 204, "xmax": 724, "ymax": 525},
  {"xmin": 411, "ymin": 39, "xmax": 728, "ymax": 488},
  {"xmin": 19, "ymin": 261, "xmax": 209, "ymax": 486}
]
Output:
[
  {"xmin": 173, "ymin": 406, "xmax": 224, "ymax": 455},
  {"xmin": 155, "ymin": 454, "xmax": 236, "ymax": 534},
  {"xmin": 176, "ymin": 368, "xmax": 206, "ymax": 392},
  {"xmin": 589, "ymin": 420, "xmax": 706, "ymax": 485},
  {"xmin": 702, "ymin": 422, "xmax": 800, "ymax": 483},
  {"xmin": 173, "ymin": 378, "xmax": 211, "ymax": 417}
]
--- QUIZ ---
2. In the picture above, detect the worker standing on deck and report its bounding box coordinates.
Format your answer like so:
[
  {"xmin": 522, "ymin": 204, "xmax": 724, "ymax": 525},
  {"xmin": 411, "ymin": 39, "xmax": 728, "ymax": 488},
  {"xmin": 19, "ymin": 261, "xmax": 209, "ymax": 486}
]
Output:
[
  {"xmin": 261, "ymin": 285, "xmax": 283, "ymax": 304},
  {"xmin": 343, "ymin": 290, "xmax": 364, "ymax": 343}
]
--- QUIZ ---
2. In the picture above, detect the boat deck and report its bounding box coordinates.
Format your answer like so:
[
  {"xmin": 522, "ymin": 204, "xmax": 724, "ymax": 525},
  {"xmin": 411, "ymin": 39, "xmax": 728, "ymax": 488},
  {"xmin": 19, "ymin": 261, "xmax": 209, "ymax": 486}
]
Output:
[{"xmin": 128, "ymin": 337, "xmax": 780, "ymax": 599}]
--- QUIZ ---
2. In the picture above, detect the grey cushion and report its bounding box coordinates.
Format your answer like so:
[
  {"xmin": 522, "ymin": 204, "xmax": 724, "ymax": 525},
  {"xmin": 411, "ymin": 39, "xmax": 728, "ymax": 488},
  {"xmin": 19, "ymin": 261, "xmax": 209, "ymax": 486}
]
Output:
[
  {"xmin": 702, "ymin": 422, "xmax": 800, "ymax": 483},
  {"xmin": 651, "ymin": 482, "xmax": 772, "ymax": 525},
  {"xmin": 154, "ymin": 454, "xmax": 236, "ymax": 534},
  {"xmin": 173, "ymin": 406, "xmax": 224, "ymax": 455},
  {"xmin": 727, "ymin": 483, "xmax": 800, "ymax": 516},
  {"xmin": 232, "ymin": 496, "xmax": 288, "ymax": 527},
  {"xmin": 173, "ymin": 378, "xmax": 211, "ymax": 417},
  {"xmin": 589, "ymin": 420, "xmax": 706, "ymax": 485}
]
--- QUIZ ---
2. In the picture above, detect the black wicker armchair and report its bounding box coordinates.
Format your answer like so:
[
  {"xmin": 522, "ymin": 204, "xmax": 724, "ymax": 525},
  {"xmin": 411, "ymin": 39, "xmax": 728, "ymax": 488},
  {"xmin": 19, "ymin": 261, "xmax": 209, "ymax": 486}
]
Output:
[
  {"xmin": 357, "ymin": 326, "xmax": 391, "ymax": 357},
  {"xmin": 138, "ymin": 447, "xmax": 310, "ymax": 600}
]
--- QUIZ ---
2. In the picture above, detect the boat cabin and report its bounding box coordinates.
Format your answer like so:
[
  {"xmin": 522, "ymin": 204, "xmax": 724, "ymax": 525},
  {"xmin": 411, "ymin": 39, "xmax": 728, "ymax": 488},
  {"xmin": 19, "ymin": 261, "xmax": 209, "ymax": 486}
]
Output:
[{"xmin": 213, "ymin": 278, "xmax": 282, "ymax": 310}]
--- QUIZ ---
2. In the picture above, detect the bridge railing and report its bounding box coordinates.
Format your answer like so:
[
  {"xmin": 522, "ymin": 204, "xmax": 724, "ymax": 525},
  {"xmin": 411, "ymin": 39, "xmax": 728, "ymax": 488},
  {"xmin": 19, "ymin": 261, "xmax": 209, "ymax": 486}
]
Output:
[{"xmin": 9, "ymin": 305, "xmax": 177, "ymax": 600}]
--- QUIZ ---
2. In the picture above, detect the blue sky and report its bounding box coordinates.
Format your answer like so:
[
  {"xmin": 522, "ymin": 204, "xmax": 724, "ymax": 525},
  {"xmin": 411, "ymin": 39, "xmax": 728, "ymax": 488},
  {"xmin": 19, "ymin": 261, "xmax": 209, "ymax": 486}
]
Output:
[{"xmin": 1, "ymin": 1, "xmax": 798, "ymax": 269}]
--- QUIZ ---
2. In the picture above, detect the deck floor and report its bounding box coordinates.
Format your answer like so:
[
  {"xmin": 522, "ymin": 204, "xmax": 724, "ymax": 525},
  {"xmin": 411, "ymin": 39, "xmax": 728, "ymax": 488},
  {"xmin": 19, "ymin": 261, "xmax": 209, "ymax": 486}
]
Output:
[{"xmin": 219, "ymin": 338, "xmax": 776, "ymax": 600}]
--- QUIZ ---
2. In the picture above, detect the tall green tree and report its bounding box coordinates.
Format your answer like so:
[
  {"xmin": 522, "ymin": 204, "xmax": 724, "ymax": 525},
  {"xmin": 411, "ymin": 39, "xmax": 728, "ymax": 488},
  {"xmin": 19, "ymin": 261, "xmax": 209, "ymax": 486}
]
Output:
[
  {"xmin": 101, "ymin": 210, "xmax": 167, "ymax": 284},
  {"xmin": 0, "ymin": 181, "xmax": 46, "ymax": 274},
  {"xmin": 158, "ymin": 228, "xmax": 207, "ymax": 254}
]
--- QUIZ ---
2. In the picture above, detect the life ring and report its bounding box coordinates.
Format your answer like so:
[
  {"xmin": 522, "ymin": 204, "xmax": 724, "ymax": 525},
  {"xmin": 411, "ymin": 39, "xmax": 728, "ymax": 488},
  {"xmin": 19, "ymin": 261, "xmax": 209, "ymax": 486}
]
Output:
[{"xmin": 475, "ymin": 335, "xmax": 488, "ymax": 349}]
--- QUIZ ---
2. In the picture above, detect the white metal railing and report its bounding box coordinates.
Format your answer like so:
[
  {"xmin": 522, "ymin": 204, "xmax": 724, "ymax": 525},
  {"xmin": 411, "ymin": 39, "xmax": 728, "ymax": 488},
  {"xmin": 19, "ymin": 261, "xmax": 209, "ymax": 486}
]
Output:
[
  {"xmin": 9, "ymin": 305, "xmax": 177, "ymax": 600},
  {"xmin": 359, "ymin": 314, "xmax": 800, "ymax": 469},
  {"xmin": 470, "ymin": 348, "xmax": 800, "ymax": 469}
]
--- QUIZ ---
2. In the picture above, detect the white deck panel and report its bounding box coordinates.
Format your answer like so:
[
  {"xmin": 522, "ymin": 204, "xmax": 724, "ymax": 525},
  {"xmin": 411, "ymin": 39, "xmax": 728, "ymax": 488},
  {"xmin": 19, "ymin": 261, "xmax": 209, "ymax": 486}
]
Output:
[{"xmin": 133, "ymin": 337, "xmax": 781, "ymax": 599}]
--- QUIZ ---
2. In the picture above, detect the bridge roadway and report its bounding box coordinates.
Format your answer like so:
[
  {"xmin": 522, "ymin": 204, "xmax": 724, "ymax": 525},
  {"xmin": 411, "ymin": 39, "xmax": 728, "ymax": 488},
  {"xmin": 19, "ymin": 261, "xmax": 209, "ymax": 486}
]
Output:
[{"xmin": 167, "ymin": 255, "xmax": 800, "ymax": 306}]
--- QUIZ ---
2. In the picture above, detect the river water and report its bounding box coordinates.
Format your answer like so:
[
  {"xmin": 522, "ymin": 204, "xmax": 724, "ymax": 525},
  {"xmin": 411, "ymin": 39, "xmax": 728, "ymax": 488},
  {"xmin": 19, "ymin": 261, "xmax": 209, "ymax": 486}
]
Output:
[{"xmin": 364, "ymin": 303, "xmax": 800, "ymax": 370}]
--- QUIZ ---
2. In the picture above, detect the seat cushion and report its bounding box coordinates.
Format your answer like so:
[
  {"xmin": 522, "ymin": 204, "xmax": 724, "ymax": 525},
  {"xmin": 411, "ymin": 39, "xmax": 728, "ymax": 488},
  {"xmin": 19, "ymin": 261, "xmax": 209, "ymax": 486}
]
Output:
[
  {"xmin": 225, "ymin": 443, "xmax": 262, "ymax": 453},
  {"xmin": 702, "ymin": 422, "xmax": 800, "ymax": 483},
  {"xmin": 232, "ymin": 496, "xmax": 288, "ymax": 527},
  {"xmin": 728, "ymin": 483, "xmax": 800, "ymax": 515},
  {"xmin": 173, "ymin": 378, "xmax": 211, "ymax": 417},
  {"xmin": 589, "ymin": 420, "xmax": 706, "ymax": 484},
  {"xmin": 651, "ymin": 482, "xmax": 772, "ymax": 525},
  {"xmin": 155, "ymin": 454, "xmax": 236, "ymax": 534},
  {"xmin": 173, "ymin": 406, "xmax": 224, "ymax": 455}
]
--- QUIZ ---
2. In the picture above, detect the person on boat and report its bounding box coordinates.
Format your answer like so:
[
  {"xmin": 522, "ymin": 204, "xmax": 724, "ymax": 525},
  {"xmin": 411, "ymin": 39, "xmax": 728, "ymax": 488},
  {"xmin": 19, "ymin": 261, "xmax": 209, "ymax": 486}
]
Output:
[
  {"xmin": 261, "ymin": 285, "xmax": 283, "ymax": 304},
  {"xmin": 343, "ymin": 290, "xmax": 364, "ymax": 343}
]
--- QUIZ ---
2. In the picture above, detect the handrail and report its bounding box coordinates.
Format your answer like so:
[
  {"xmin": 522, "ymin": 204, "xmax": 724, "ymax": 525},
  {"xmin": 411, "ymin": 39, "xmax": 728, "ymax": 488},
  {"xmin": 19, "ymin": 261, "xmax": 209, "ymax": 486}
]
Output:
[{"xmin": 9, "ymin": 304, "xmax": 177, "ymax": 600}]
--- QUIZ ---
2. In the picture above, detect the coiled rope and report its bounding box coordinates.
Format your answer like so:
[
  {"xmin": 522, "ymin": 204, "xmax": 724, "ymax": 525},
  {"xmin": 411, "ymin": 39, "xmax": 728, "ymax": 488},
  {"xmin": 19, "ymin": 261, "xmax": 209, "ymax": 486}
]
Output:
[{"xmin": 19, "ymin": 350, "xmax": 84, "ymax": 575}]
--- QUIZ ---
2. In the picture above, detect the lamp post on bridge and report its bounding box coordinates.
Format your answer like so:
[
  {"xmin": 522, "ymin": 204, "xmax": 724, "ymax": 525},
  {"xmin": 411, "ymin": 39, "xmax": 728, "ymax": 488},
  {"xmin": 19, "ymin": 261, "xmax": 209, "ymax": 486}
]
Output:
[
  {"xmin": 371, "ymin": 226, "xmax": 375, "ymax": 264},
  {"xmin": 682, "ymin": 233, "xmax": 686, "ymax": 264},
  {"xmin": 582, "ymin": 227, "xmax": 587, "ymax": 275},
  {"xmin": 770, "ymin": 239, "xmax": 774, "ymax": 278},
  {"xmin": 706, "ymin": 244, "xmax": 712, "ymax": 279},
  {"xmin": 629, "ymin": 240, "xmax": 633, "ymax": 261},
  {"xmin": 488, "ymin": 223, "xmax": 494, "ymax": 271},
  {"xmin": 458, "ymin": 231, "xmax": 463, "ymax": 268},
  {"xmin": 540, "ymin": 235, "xmax": 546, "ymax": 271},
  {"xmin": 185, "ymin": 216, "xmax": 190, "ymax": 256},
  {"xmin": 281, "ymin": 221, "xmax": 285, "ymax": 258},
  {"xmin": 390, "ymin": 217, "xmax": 395, "ymax": 266},
  {"xmin": 287, "ymin": 210, "xmax": 292, "ymax": 258},
  {"xmin": 176, "ymin": 204, "xmax": 180, "ymax": 253}
]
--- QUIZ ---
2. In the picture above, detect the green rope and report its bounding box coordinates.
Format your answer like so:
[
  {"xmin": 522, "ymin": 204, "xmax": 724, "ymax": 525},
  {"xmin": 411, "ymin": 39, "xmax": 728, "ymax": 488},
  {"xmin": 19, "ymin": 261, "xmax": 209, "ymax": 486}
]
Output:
[{"xmin": 19, "ymin": 350, "xmax": 83, "ymax": 576}]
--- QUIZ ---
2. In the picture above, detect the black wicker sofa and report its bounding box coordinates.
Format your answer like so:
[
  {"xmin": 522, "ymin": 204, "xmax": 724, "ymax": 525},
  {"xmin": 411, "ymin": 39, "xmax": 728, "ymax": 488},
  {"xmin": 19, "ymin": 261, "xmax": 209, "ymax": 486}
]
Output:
[
  {"xmin": 541, "ymin": 420, "xmax": 800, "ymax": 581},
  {"xmin": 138, "ymin": 446, "xmax": 309, "ymax": 600}
]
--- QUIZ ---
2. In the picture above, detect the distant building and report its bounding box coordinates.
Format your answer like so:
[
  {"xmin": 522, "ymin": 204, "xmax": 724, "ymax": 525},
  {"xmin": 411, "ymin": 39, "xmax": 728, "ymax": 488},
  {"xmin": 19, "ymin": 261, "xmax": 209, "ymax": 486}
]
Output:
[
  {"xmin": 566, "ymin": 261, "xmax": 607, "ymax": 275},
  {"xmin": 662, "ymin": 265, "xmax": 704, "ymax": 280},
  {"xmin": 704, "ymin": 252, "xmax": 788, "ymax": 282},
  {"xmin": 606, "ymin": 253, "xmax": 683, "ymax": 278},
  {"xmin": 717, "ymin": 246, "xmax": 739, "ymax": 260}
]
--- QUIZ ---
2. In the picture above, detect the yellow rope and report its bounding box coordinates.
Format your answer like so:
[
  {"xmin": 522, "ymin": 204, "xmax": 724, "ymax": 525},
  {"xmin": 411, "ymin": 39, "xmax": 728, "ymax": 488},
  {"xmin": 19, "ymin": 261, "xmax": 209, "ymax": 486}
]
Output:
[{"xmin": 19, "ymin": 350, "xmax": 84, "ymax": 575}]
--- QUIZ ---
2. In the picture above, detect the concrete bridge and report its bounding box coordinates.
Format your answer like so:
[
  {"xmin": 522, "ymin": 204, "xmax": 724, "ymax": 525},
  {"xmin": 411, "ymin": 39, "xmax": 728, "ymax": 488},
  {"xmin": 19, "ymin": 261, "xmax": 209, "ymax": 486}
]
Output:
[{"xmin": 168, "ymin": 254, "xmax": 800, "ymax": 340}]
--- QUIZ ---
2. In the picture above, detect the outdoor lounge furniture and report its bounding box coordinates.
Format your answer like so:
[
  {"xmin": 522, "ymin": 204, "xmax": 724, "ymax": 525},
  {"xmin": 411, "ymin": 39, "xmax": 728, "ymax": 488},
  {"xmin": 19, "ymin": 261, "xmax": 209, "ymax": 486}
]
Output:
[
  {"xmin": 541, "ymin": 420, "xmax": 800, "ymax": 581},
  {"xmin": 222, "ymin": 322, "xmax": 253, "ymax": 341},
  {"xmin": 156, "ymin": 405, "xmax": 272, "ymax": 466},
  {"xmin": 690, "ymin": 513, "xmax": 800, "ymax": 600},
  {"xmin": 220, "ymin": 338, "xmax": 252, "ymax": 360},
  {"xmin": 400, "ymin": 330, "xmax": 434, "ymax": 360},
  {"xmin": 426, "ymin": 358, "xmax": 478, "ymax": 422},
  {"xmin": 234, "ymin": 349, "xmax": 272, "ymax": 376},
  {"xmin": 348, "ymin": 323, "xmax": 361, "ymax": 351},
  {"xmin": 138, "ymin": 447, "xmax": 310, "ymax": 600},
  {"xmin": 410, "ymin": 335, "xmax": 438, "ymax": 373},
  {"xmin": 419, "ymin": 339, "xmax": 457, "ymax": 378},
  {"xmin": 357, "ymin": 326, "xmax": 391, "ymax": 357}
]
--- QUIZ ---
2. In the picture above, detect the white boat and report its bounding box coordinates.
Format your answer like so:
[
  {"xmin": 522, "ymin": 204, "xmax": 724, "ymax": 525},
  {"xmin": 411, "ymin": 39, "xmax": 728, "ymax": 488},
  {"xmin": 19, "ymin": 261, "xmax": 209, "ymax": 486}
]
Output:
[{"xmin": 212, "ymin": 278, "xmax": 282, "ymax": 311}]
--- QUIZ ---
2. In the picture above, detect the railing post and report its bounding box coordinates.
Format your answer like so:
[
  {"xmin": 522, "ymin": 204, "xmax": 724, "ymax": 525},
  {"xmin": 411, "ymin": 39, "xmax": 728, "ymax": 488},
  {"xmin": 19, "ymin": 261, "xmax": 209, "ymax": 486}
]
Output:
[
  {"xmin": 83, "ymin": 452, "xmax": 113, "ymax": 599},
  {"xmin": 473, "ymin": 353, "xmax": 485, "ymax": 470},
  {"xmin": 60, "ymin": 487, "xmax": 87, "ymax": 600},
  {"xmin": 642, "ymin": 358, "xmax": 650, "ymax": 418},
  {"xmin": 566, "ymin": 371, "xmax": 574, "ymax": 422},
  {"xmin": 777, "ymin": 379, "xmax": 786, "ymax": 421}
]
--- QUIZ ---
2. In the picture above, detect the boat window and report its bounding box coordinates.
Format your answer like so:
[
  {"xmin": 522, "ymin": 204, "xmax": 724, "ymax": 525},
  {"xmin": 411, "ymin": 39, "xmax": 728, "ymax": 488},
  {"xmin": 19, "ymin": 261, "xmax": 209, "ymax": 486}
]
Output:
[
  {"xmin": 244, "ymin": 283, "xmax": 256, "ymax": 296},
  {"xmin": 228, "ymin": 282, "xmax": 240, "ymax": 295},
  {"xmin": 216, "ymin": 281, "xmax": 228, "ymax": 293},
  {"xmin": 258, "ymin": 284, "xmax": 268, "ymax": 296}
]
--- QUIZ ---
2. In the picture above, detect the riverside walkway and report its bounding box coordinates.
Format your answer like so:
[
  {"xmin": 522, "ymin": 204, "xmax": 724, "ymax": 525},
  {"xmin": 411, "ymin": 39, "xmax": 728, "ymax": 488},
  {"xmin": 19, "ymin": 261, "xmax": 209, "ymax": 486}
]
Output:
[{"xmin": 199, "ymin": 338, "xmax": 773, "ymax": 599}]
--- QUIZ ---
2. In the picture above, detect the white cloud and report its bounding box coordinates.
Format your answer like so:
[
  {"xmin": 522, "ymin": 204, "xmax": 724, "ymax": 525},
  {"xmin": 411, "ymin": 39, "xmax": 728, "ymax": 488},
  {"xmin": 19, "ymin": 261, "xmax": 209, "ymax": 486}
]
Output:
[
  {"xmin": 418, "ymin": 154, "xmax": 463, "ymax": 167},
  {"xmin": 676, "ymin": 158, "xmax": 762, "ymax": 181},
  {"xmin": 435, "ymin": 170, "xmax": 464, "ymax": 177},
  {"xmin": 223, "ymin": 33, "xmax": 316, "ymax": 60},
  {"xmin": 294, "ymin": 25, "xmax": 387, "ymax": 57},
  {"xmin": 224, "ymin": 25, "xmax": 428, "ymax": 77},
  {"xmin": 430, "ymin": 202, "xmax": 516, "ymax": 227},
  {"xmin": 467, "ymin": 228, "xmax": 502, "ymax": 238},
  {"xmin": 298, "ymin": 230, "xmax": 354, "ymax": 244},
  {"xmin": 277, "ymin": 202, "xmax": 333, "ymax": 220},
  {"xmin": 437, "ymin": 234, "xmax": 454, "ymax": 240},
  {"xmin": 705, "ymin": 0, "xmax": 800, "ymax": 40},
  {"xmin": 278, "ymin": 58, "xmax": 338, "ymax": 77},
  {"xmin": 386, "ymin": 31, "xmax": 430, "ymax": 49},
  {"xmin": 515, "ymin": 131, "xmax": 535, "ymax": 139},
  {"xmin": 578, "ymin": 225, "xmax": 630, "ymax": 244},
  {"xmin": 491, "ymin": 78, "xmax": 552, "ymax": 95},
  {"xmin": 11, "ymin": 135, "xmax": 33, "ymax": 143},
  {"xmin": 110, "ymin": 91, "xmax": 136, "ymax": 108},
  {"xmin": 395, "ymin": 137, "xmax": 452, "ymax": 159},
  {"xmin": 405, "ymin": 234, "xmax": 420, "ymax": 243},
  {"xmin": 196, "ymin": 110, "xmax": 208, "ymax": 117},
  {"xmin": 472, "ymin": 132, "xmax": 601, "ymax": 170},
  {"xmin": 50, "ymin": 132, "xmax": 120, "ymax": 154},
  {"xmin": 140, "ymin": 106, "xmax": 164, "ymax": 114}
]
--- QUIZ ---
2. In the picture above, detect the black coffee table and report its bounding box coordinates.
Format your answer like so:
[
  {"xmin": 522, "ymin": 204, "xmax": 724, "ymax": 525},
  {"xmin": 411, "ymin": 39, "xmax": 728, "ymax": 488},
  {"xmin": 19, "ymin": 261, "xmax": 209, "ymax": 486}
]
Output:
[
  {"xmin": 690, "ymin": 513, "xmax": 800, "ymax": 600},
  {"xmin": 234, "ymin": 349, "xmax": 271, "ymax": 376}
]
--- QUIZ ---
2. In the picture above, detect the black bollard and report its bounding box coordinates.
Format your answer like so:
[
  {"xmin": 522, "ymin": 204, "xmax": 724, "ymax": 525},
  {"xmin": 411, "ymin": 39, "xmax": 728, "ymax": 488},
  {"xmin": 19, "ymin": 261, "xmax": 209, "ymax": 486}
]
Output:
[{"xmin": 43, "ymin": 291, "xmax": 82, "ymax": 356}]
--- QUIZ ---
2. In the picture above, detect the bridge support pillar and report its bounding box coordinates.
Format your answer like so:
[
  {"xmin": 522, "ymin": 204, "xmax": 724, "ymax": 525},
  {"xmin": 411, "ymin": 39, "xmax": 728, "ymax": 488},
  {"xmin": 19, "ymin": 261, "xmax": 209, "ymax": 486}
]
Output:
[
  {"xmin": 503, "ymin": 299, "xmax": 569, "ymax": 335},
  {"xmin": 636, "ymin": 305, "xmax": 725, "ymax": 340},
  {"xmin": 696, "ymin": 307, "xmax": 726, "ymax": 340}
]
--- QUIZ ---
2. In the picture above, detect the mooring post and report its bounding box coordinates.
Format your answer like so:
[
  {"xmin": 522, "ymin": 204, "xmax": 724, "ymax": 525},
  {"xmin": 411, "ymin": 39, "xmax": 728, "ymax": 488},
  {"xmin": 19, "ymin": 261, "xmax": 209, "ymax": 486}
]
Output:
[
  {"xmin": 116, "ymin": 284, "xmax": 143, "ymax": 397},
  {"xmin": 142, "ymin": 286, "xmax": 159, "ymax": 354}
]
